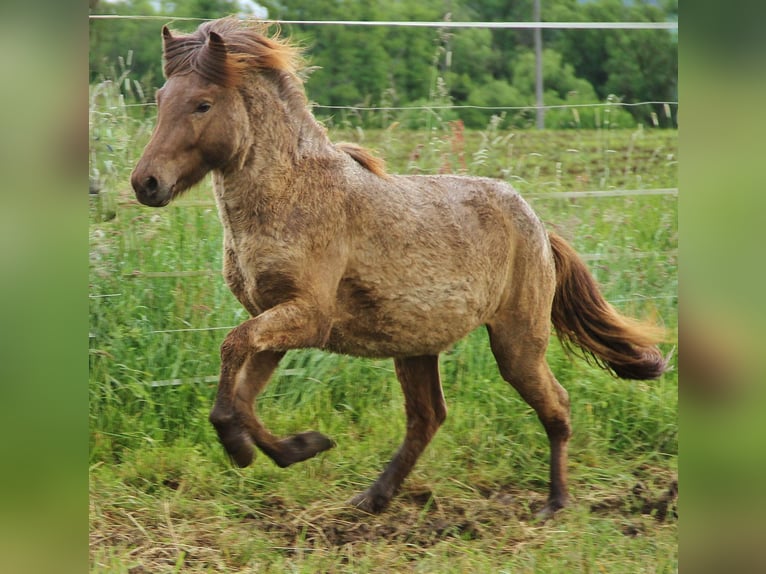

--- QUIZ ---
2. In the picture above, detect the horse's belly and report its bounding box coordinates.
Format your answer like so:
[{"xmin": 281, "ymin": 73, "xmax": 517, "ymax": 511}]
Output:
[
  {"xmin": 326, "ymin": 319, "xmax": 475, "ymax": 358},
  {"xmin": 326, "ymin": 281, "xmax": 498, "ymax": 358}
]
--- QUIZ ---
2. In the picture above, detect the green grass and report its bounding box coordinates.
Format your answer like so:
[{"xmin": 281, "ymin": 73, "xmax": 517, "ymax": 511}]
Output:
[{"xmin": 89, "ymin": 80, "xmax": 677, "ymax": 572}]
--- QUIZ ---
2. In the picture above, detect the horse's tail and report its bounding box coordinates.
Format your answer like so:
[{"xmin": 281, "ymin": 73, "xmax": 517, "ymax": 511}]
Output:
[{"xmin": 548, "ymin": 231, "xmax": 667, "ymax": 380}]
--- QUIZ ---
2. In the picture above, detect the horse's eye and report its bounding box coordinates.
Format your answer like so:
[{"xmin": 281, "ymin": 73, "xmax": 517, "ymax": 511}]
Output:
[{"xmin": 196, "ymin": 102, "xmax": 212, "ymax": 113}]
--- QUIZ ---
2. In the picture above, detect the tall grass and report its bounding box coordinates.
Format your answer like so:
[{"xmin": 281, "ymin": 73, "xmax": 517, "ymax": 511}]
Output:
[{"xmin": 89, "ymin": 78, "xmax": 677, "ymax": 572}]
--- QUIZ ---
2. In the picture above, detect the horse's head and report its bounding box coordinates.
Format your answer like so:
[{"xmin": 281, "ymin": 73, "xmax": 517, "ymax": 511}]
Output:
[{"xmin": 131, "ymin": 25, "xmax": 255, "ymax": 207}]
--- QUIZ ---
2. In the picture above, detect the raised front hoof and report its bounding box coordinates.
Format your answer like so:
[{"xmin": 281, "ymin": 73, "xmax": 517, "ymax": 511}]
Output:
[
  {"xmin": 348, "ymin": 489, "xmax": 391, "ymax": 514},
  {"xmin": 272, "ymin": 431, "xmax": 334, "ymax": 468}
]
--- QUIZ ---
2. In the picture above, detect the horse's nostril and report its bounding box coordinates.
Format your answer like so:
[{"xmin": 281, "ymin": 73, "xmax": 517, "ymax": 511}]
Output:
[{"xmin": 145, "ymin": 176, "xmax": 159, "ymax": 194}]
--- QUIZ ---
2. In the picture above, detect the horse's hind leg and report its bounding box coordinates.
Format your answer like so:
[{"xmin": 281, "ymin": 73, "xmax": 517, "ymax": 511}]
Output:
[
  {"xmin": 349, "ymin": 355, "xmax": 446, "ymax": 513},
  {"xmin": 487, "ymin": 320, "xmax": 572, "ymax": 520},
  {"xmin": 209, "ymin": 323, "xmax": 333, "ymax": 468}
]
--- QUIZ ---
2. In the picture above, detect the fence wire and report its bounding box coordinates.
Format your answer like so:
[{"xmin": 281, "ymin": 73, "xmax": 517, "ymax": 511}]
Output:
[{"xmin": 89, "ymin": 15, "xmax": 678, "ymax": 31}]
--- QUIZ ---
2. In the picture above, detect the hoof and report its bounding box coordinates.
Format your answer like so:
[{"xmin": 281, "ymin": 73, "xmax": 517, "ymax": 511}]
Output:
[
  {"xmin": 221, "ymin": 429, "xmax": 256, "ymax": 468},
  {"xmin": 271, "ymin": 431, "xmax": 334, "ymax": 468},
  {"xmin": 533, "ymin": 498, "xmax": 566, "ymax": 522},
  {"xmin": 209, "ymin": 413, "xmax": 255, "ymax": 467},
  {"xmin": 348, "ymin": 489, "xmax": 390, "ymax": 514}
]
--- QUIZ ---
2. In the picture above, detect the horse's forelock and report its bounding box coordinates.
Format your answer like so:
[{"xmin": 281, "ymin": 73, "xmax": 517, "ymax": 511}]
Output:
[{"xmin": 161, "ymin": 17, "xmax": 303, "ymax": 87}]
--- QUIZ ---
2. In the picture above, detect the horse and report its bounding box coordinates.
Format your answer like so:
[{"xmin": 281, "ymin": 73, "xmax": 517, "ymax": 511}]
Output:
[{"xmin": 131, "ymin": 17, "xmax": 667, "ymax": 519}]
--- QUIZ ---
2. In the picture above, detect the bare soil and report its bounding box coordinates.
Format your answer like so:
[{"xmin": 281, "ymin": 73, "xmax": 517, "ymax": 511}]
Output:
[{"xmin": 234, "ymin": 479, "xmax": 677, "ymax": 549}]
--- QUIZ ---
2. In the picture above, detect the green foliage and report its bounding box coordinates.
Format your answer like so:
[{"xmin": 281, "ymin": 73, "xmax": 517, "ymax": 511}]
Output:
[
  {"xmin": 89, "ymin": 0, "xmax": 677, "ymax": 128},
  {"xmin": 552, "ymin": 0, "xmax": 677, "ymax": 125},
  {"xmin": 89, "ymin": 4, "xmax": 163, "ymax": 87},
  {"xmin": 543, "ymin": 94, "xmax": 637, "ymax": 130},
  {"xmin": 463, "ymin": 80, "xmax": 527, "ymax": 129},
  {"xmin": 394, "ymin": 99, "xmax": 459, "ymax": 131}
]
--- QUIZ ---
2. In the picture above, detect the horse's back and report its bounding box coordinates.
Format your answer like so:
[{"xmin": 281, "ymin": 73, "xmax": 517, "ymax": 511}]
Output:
[{"xmin": 347, "ymin": 172, "xmax": 548, "ymax": 274}]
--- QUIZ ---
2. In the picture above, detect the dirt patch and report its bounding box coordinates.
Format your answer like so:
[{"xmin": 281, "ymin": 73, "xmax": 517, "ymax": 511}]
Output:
[
  {"xmin": 590, "ymin": 478, "xmax": 678, "ymax": 523},
  {"xmin": 233, "ymin": 486, "xmax": 537, "ymax": 550},
  {"xmin": 234, "ymin": 477, "xmax": 677, "ymax": 550},
  {"xmin": 243, "ymin": 484, "xmax": 577, "ymax": 550}
]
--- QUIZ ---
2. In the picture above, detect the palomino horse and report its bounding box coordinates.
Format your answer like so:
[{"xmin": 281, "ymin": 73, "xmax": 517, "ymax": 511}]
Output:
[{"xmin": 131, "ymin": 17, "xmax": 666, "ymax": 518}]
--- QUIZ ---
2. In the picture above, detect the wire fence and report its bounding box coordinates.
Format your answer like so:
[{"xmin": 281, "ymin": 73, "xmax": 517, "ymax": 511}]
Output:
[
  {"xmin": 104, "ymin": 100, "xmax": 678, "ymax": 116},
  {"xmin": 89, "ymin": 15, "xmax": 678, "ymax": 388},
  {"xmin": 88, "ymin": 15, "xmax": 678, "ymax": 30}
]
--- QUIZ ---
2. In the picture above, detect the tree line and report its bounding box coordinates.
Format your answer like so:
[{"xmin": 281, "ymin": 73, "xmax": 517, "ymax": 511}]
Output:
[{"xmin": 89, "ymin": 0, "xmax": 678, "ymax": 129}]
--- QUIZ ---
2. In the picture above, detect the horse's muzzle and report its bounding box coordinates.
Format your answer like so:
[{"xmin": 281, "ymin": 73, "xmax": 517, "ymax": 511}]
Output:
[{"xmin": 131, "ymin": 170, "xmax": 173, "ymax": 207}]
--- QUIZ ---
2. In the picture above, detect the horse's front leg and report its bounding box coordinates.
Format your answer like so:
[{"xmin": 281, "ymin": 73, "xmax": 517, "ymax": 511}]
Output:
[
  {"xmin": 209, "ymin": 302, "xmax": 335, "ymax": 468},
  {"xmin": 349, "ymin": 355, "xmax": 447, "ymax": 513}
]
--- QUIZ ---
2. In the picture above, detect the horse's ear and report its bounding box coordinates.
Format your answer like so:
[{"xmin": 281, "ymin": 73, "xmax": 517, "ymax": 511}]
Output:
[
  {"xmin": 206, "ymin": 31, "xmax": 228, "ymax": 63},
  {"xmin": 207, "ymin": 31, "xmax": 227, "ymax": 54},
  {"xmin": 199, "ymin": 29, "xmax": 235, "ymax": 86},
  {"xmin": 162, "ymin": 25, "xmax": 174, "ymax": 53}
]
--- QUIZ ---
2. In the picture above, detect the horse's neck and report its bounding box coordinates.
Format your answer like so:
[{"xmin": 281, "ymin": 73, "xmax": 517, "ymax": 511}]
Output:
[
  {"xmin": 212, "ymin": 84, "xmax": 334, "ymax": 239},
  {"xmin": 253, "ymin": 69, "xmax": 331, "ymax": 156}
]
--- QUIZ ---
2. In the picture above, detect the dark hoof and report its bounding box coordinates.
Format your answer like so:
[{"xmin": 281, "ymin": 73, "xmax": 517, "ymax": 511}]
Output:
[
  {"xmin": 209, "ymin": 412, "xmax": 255, "ymax": 467},
  {"xmin": 348, "ymin": 489, "xmax": 391, "ymax": 514},
  {"xmin": 272, "ymin": 431, "xmax": 334, "ymax": 468},
  {"xmin": 219, "ymin": 428, "xmax": 255, "ymax": 468}
]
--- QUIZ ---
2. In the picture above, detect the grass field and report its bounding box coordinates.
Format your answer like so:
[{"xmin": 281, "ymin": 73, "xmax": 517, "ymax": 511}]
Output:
[{"xmin": 89, "ymin": 82, "xmax": 677, "ymax": 572}]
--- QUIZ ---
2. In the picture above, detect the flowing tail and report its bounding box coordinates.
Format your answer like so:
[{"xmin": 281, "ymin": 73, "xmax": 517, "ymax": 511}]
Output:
[{"xmin": 548, "ymin": 232, "xmax": 667, "ymax": 380}]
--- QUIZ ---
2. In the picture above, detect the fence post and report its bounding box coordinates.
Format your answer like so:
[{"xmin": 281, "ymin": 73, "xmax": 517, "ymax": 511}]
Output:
[{"xmin": 534, "ymin": 0, "xmax": 544, "ymax": 130}]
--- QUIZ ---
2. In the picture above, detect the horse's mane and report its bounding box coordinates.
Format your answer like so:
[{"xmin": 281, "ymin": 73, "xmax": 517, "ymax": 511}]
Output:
[
  {"xmin": 336, "ymin": 143, "xmax": 387, "ymax": 177},
  {"xmin": 162, "ymin": 17, "xmax": 304, "ymax": 87}
]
